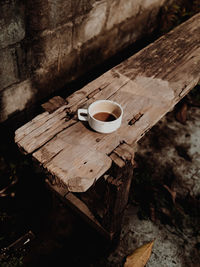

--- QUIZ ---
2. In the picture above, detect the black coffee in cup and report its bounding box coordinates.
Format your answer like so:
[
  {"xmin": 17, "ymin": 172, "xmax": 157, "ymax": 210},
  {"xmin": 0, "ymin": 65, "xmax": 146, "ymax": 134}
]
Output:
[
  {"xmin": 93, "ymin": 112, "xmax": 116, "ymax": 122},
  {"xmin": 77, "ymin": 99, "xmax": 123, "ymax": 133}
]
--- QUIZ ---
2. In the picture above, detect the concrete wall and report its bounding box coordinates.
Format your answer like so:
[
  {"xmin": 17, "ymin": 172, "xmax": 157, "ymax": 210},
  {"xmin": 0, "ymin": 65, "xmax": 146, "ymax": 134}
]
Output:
[{"xmin": 0, "ymin": 0, "xmax": 166, "ymax": 123}]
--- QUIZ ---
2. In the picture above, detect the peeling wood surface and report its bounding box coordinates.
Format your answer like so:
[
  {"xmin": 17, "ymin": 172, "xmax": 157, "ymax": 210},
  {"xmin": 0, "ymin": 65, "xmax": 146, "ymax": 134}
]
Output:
[{"xmin": 15, "ymin": 13, "xmax": 200, "ymax": 193}]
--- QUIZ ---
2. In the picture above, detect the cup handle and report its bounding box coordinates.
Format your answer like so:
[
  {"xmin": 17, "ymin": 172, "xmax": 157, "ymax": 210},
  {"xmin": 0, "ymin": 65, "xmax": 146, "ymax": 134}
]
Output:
[{"xmin": 77, "ymin": 109, "xmax": 88, "ymax": 121}]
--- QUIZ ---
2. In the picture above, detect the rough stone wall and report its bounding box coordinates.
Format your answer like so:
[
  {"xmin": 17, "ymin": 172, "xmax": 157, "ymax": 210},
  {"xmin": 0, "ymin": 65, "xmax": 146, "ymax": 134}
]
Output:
[{"xmin": 0, "ymin": 0, "xmax": 166, "ymax": 123}]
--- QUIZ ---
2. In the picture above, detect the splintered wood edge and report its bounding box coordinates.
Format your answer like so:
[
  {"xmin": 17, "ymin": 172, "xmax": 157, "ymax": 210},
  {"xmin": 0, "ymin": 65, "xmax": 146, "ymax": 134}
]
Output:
[{"xmin": 14, "ymin": 13, "xmax": 200, "ymax": 195}]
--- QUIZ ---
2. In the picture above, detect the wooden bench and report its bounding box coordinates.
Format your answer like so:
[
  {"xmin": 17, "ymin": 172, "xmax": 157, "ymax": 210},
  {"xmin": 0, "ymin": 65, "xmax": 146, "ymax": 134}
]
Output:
[{"xmin": 15, "ymin": 13, "xmax": 200, "ymax": 239}]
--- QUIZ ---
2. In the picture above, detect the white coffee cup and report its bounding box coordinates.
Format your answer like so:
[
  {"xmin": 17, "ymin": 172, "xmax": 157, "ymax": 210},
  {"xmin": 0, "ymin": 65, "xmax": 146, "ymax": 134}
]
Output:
[{"xmin": 77, "ymin": 100, "xmax": 123, "ymax": 133}]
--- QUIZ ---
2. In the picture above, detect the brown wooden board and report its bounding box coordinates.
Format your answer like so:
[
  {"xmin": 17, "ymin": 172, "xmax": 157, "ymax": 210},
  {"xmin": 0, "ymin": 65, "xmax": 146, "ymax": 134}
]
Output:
[{"xmin": 15, "ymin": 13, "xmax": 200, "ymax": 193}]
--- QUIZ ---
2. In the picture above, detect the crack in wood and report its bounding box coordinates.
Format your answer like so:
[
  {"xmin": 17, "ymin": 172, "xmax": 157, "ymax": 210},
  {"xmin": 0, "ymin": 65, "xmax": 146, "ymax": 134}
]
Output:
[{"xmin": 87, "ymin": 88, "xmax": 101, "ymax": 99}]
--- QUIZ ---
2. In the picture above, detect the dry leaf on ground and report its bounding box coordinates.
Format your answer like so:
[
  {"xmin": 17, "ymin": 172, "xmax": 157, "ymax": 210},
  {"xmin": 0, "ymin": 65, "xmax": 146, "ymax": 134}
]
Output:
[{"xmin": 124, "ymin": 240, "xmax": 154, "ymax": 267}]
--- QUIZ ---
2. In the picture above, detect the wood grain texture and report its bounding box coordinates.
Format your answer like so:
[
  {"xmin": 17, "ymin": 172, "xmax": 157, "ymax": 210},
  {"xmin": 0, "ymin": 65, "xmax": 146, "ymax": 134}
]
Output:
[{"xmin": 15, "ymin": 13, "xmax": 200, "ymax": 192}]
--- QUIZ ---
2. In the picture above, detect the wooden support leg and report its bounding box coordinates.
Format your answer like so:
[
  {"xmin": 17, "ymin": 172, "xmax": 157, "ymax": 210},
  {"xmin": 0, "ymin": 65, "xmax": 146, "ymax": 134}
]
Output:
[
  {"xmin": 103, "ymin": 143, "xmax": 135, "ymax": 238},
  {"xmin": 76, "ymin": 143, "xmax": 136, "ymax": 239}
]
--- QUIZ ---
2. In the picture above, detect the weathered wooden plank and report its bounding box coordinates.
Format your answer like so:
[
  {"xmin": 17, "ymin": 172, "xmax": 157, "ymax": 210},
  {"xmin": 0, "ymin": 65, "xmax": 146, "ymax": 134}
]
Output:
[
  {"xmin": 116, "ymin": 13, "xmax": 200, "ymax": 88},
  {"xmin": 30, "ymin": 77, "xmax": 152, "ymax": 164},
  {"xmin": 37, "ymin": 76, "xmax": 172, "ymax": 159},
  {"xmin": 15, "ymin": 13, "xmax": 200, "ymax": 193},
  {"xmin": 16, "ymin": 11, "xmax": 200, "ymax": 155}
]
